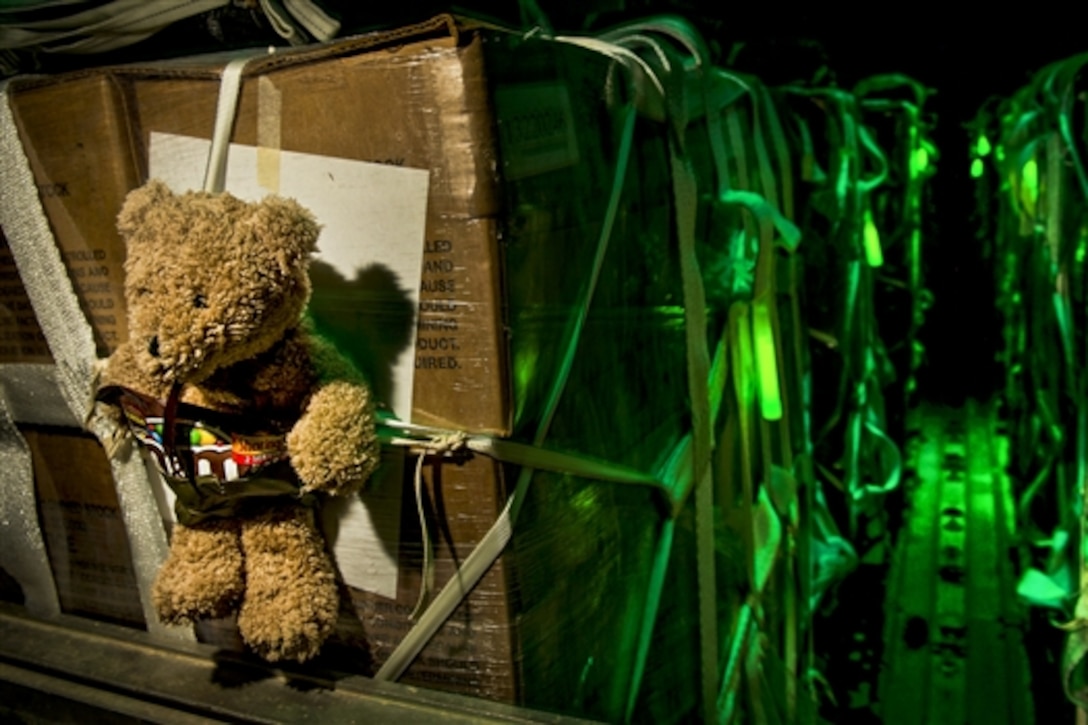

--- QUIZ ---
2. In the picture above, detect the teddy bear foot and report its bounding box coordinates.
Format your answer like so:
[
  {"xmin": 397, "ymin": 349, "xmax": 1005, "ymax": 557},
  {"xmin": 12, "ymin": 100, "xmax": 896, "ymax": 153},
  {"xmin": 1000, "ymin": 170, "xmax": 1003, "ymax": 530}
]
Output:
[
  {"xmin": 153, "ymin": 520, "xmax": 244, "ymax": 625},
  {"xmin": 236, "ymin": 506, "xmax": 339, "ymax": 662}
]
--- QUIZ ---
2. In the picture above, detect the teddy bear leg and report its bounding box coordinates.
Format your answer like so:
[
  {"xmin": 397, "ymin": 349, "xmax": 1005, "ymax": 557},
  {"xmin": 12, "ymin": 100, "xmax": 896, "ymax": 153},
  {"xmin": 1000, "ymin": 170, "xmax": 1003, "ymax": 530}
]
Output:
[
  {"xmin": 236, "ymin": 505, "xmax": 339, "ymax": 662},
  {"xmin": 153, "ymin": 519, "xmax": 244, "ymax": 624}
]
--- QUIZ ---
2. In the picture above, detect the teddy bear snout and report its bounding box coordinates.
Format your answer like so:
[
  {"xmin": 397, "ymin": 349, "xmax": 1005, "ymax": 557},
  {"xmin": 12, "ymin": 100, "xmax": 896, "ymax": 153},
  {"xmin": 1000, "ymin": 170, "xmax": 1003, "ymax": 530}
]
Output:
[{"xmin": 148, "ymin": 335, "xmax": 161, "ymax": 358}]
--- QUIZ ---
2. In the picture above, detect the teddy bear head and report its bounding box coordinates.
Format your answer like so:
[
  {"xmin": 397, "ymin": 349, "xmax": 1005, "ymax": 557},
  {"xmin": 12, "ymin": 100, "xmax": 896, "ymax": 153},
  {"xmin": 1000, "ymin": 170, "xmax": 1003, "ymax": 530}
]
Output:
[{"xmin": 117, "ymin": 180, "xmax": 319, "ymax": 386}]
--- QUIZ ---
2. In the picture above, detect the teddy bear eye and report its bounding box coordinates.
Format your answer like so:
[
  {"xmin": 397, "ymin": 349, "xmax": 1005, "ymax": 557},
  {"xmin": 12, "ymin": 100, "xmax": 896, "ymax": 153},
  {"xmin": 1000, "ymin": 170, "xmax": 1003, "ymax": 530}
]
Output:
[{"xmin": 193, "ymin": 293, "xmax": 207, "ymax": 309}]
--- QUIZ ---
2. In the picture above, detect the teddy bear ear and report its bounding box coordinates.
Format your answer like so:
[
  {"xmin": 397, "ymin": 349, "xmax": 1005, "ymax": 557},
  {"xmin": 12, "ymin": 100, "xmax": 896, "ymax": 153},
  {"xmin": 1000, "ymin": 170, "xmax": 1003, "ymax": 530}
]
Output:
[
  {"xmin": 253, "ymin": 196, "xmax": 321, "ymax": 264},
  {"xmin": 117, "ymin": 179, "xmax": 174, "ymax": 239}
]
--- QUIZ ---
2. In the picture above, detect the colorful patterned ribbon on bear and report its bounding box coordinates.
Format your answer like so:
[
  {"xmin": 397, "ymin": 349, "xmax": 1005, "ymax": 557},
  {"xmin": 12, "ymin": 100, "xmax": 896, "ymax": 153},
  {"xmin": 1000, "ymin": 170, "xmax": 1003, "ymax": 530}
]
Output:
[{"xmin": 98, "ymin": 384, "xmax": 313, "ymax": 526}]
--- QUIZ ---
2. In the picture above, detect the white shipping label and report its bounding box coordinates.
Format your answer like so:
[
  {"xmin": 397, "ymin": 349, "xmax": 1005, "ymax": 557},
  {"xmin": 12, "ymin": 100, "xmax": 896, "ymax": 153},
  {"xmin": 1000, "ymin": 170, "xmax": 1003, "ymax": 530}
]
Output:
[{"xmin": 149, "ymin": 133, "xmax": 429, "ymax": 599}]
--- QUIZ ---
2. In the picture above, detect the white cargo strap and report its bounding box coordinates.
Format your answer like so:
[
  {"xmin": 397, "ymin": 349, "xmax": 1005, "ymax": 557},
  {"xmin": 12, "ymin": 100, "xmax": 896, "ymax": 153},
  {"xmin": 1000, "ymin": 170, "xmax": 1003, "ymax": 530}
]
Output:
[
  {"xmin": 282, "ymin": 0, "xmax": 340, "ymax": 41},
  {"xmin": 0, "ymin": 0, "xmax": 338, "ymax": 55},
  {"xmin": 258, "ymin": 0, "xmax": 340, "ymax": 46},
  {"xmin": 0, "ymin": 388, "xmax": 60, "ymax": 616},
  {"xmin": 0, "ymin": 79, "xmax": 185, "ymax": 637},
  {"xmin": 204, "ymin": 52, "xmax": 271, "ymax": 194},
  {"xmin": 0, "ymin": 93, "xmax": 98, "ymax": 419},
  {"xmin": 0, "ymin": 363, "xmax": 75, "ymax": 615},
  {"xmin": 0, "ymin": 0, "xmax": 230, "ymax": 55}
]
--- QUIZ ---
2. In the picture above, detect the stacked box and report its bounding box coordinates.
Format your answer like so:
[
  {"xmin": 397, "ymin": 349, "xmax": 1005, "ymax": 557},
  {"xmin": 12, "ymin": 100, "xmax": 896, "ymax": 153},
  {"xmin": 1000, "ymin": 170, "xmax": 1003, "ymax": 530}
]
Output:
[
  {"xmin": 1, "ymin": 16, "xmax": 734, "ymax": 722},
  {"xmin": 4, "ymin": 11, "xmax": 919, "ymax": 721},
  {"xmin": 23, "ymin": 426, "xmax": 145, "ymax": 628}
]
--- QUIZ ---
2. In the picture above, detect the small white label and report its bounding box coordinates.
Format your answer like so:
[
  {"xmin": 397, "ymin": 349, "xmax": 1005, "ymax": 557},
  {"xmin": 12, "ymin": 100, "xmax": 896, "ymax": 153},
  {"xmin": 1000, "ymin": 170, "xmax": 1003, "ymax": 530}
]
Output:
[{"xmin": 495, "ymin": 82, "xmax": 579, "ymax": 180}]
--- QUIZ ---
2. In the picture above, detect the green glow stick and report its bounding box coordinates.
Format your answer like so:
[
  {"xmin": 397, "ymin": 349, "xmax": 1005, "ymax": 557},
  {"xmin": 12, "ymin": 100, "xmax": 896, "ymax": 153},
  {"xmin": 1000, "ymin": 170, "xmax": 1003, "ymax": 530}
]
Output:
[
  {"xmin": 976, "ymin": 134, "xmax": 992, "ymax": 157},
  {"xmin": 863, "ymin": 208, "xmax": 884, "ymax": 268},
  {"xmin": 910, "ymin": 228, "xmax": 921, "ymax": 292},
  {"xmin": 911, "ymin": 146, "xmax": 929, "ymax": 177},
  {"xmin": 1021, "ymin": 157, "xmax": 1039, "ymax": 211},
  {"xmin": 752, "ymin": 301, "xmax": 783, "ymax": 421}
]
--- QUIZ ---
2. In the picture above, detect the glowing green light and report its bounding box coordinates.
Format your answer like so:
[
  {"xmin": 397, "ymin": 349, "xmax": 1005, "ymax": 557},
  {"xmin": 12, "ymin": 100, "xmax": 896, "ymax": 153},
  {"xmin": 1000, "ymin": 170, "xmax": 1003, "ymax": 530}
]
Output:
[
  {"xmin": 863, "ymin": 209, "xmax": 884, "ymax": 268},
  {"xmin": 971, "ymin": 158, "xmax": 985, "ymax": 179},
  {"xmin": 752, "ymin": 301, "xmax": 782, "ymax": 421},
  {"xmin": 911, "ymin": 147, "xmax": 929, "ymax": 176},
  {"xmin": 995, "ymin": 144, "xmax": 1006, "ymax": 162},
  {"xmin": 512, "ymin": 350, "xmax": 539, "ymax": 424},
  {"xmin": 910, "ymin": 229, "xmax": 921, "ymax": 291},
  {"xmin": 976, "ymin": 135, "xmax": 992, "ymax": 158},
  {"xmin": 1076, "ymin": 243, "xmax": 1087, "ymax": 264},
  {"xmin": 1020, "ymin": 158, "xmax": 1039, "ymax": 212},
  {"xmin": 571, "ymin": 487, "xmax": 598, "ymax": 513}
]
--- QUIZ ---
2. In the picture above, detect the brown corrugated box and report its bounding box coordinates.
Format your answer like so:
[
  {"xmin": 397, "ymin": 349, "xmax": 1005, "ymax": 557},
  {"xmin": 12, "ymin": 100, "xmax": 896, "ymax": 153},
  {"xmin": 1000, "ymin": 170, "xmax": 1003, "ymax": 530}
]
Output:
[
  {"xmin": 7, "ymin": 16, "xmax": 507, "ymax": 436},
  {"xmin": 0, "ymin": 232, "xmax": 51, "ymax": 362},
  {"xmin": 4, "ymin": 17, "xmax": 707, "ymax": 720},
  {"xmin": 23, "ymin": 426, "xmax": 145, "ymax": 628},
  {"xmin": 3, "ymin": 15, "xmax": 528, "ymax": 703},
  {"xmin": 6, "ymin": 72, "xmax": 137, "ymax": 359}
]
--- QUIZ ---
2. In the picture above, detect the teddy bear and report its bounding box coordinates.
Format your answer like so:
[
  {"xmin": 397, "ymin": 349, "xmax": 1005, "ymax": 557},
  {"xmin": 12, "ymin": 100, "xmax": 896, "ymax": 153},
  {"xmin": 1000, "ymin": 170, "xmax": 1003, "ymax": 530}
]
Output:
[{"xmin": 94, "ymin": 179, "xmax": 380, "ymax": 662}]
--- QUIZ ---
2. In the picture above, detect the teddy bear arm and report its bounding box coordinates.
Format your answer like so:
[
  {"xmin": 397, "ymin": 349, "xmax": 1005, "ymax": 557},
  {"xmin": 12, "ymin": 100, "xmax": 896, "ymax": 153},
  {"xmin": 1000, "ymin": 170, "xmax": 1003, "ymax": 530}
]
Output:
[{"xmin": 286, "ymin": 379, "xmax": 379, "ymax": 497}]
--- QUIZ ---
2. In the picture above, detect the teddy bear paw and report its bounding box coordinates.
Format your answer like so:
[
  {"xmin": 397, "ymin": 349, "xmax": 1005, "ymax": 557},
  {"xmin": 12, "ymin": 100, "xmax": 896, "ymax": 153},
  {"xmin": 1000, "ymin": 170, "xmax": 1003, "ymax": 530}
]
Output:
[
  {"xmin": 237, "ymin": 508, "xmax": 340, "ymax": 662},
  {"xmin": 287, "ymin": 381, "xmax": 379, "ymax": 497},
  {"xmin": 237, "ymin": 591, "xmax": 339, "ymax": 663}
]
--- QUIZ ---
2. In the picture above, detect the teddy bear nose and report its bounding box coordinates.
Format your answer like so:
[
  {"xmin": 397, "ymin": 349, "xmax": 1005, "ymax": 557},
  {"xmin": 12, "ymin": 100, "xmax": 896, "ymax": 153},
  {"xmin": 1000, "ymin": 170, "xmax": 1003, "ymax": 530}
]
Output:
[{"xmin": 148, "ymin": 335, "xmax": 160, "ymax": 358}]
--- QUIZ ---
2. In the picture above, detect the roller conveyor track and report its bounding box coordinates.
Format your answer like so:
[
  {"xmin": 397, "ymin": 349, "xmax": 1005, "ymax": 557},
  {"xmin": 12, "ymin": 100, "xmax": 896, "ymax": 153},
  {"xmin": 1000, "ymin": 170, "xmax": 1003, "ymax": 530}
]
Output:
[{"xmin": 879, "ymin": 402, "xmax": 1033, "ymax": 724}]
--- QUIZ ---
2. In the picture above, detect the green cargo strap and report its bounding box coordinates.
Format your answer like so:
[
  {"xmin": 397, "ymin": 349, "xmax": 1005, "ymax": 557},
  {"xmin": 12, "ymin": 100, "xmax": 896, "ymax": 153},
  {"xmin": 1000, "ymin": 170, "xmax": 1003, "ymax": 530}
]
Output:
[{"xmin": 561, "ymin": 22, "xmax": 721, "ymax": 720}]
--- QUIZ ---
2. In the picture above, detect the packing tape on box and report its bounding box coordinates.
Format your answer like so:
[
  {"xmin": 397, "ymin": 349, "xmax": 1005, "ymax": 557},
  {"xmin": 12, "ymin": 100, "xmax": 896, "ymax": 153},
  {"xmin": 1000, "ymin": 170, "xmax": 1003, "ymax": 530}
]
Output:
[
  {"xmin": 0, "ymin": 81, "xmax": 187, "ymax": 640},
  {"xmin": 257, "ymin": 75, "xmax": 283, "ymax": 194}
]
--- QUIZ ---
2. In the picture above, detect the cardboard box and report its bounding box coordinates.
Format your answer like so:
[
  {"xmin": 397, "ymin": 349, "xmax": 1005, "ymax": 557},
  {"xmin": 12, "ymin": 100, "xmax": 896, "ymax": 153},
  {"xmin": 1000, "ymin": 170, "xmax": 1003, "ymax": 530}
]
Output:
[
  {"xmin": 8, "ymin": 16, "xmax": 507, "ymax": 435},
  {"xmin": 4, "ymin": 14, "xmax": 545, "ymax": 703},
  {"xmin": 22, "ymin": 426, "xmax": 145, "ymax": 628},
  {"xmin": 4, "ymin": 17, "xmax": 715, "ymax": 721},
  {"xmin": 0, "ymin": 232, "xmax": 51, "ymax": 362},
  {"xmin": 6, "ymin": 72, "xmax": 138, "ymax": 360}
]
